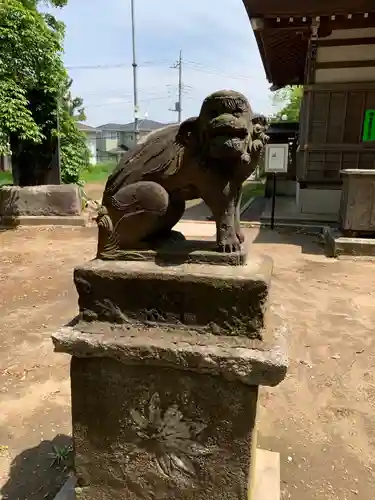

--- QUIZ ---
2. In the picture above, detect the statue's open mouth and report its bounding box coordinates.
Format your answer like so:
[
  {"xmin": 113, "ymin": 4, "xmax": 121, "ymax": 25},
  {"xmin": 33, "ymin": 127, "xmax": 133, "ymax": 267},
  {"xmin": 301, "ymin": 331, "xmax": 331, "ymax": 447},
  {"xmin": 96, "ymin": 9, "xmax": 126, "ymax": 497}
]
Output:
[
  {"xmin": 210, "ymin": 125, "xmax": 248, "ymax": 140},
  {"xmin": 210, "ymin": 125, "xmax": 249, "ymax": 143},
  {"xmin": 209, "ymin": 136, "xmax": 246, "ymax": 159}
]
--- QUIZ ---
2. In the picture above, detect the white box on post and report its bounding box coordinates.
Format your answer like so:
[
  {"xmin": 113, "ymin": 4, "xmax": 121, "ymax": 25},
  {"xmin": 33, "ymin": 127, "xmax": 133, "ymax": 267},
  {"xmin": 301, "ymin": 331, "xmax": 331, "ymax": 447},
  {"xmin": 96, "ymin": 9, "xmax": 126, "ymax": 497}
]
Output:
[{"xmin": 264, "ymin": 144, "xmax": 289, "ymax": 174}]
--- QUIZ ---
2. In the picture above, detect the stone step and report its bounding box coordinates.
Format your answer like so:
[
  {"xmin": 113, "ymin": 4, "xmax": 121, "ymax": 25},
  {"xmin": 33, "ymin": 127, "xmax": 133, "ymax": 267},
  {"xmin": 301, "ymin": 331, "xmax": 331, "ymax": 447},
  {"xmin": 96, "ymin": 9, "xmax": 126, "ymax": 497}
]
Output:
[{"xmin": 253, "ymin": 448, "xmax": 280, "ymax": 500}]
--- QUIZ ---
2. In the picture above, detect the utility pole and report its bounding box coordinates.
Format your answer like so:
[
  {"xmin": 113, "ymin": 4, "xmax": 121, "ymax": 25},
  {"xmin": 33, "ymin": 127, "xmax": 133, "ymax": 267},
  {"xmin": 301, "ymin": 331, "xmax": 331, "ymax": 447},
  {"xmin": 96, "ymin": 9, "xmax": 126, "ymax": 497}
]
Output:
[
  {"xmin": 178, "ymin": 49, "xmax": 182, "ymax": 123},
  {"xmin": 171, "ymin": 50, "xmax": 183, "ymax": 123},
  {"xmin": 130, "ymin": 0, "xmax": 140, "ymax": 145}
]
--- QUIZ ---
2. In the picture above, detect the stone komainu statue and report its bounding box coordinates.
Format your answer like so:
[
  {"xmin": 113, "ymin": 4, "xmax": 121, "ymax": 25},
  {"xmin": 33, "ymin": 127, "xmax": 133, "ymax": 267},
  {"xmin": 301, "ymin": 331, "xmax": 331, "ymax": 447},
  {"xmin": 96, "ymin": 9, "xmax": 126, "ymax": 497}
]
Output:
[{"xmin": 97, "ymin": 90, "xmax": 269, "ymax": 258}]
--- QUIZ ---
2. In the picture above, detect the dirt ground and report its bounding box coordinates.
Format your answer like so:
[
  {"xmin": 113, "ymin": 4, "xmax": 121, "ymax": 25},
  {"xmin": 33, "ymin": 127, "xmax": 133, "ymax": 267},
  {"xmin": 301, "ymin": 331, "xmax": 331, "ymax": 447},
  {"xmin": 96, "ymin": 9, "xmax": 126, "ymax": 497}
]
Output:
[{"xmin": 0, "ymin": 222, "xmax": 375, "ymax": 499}]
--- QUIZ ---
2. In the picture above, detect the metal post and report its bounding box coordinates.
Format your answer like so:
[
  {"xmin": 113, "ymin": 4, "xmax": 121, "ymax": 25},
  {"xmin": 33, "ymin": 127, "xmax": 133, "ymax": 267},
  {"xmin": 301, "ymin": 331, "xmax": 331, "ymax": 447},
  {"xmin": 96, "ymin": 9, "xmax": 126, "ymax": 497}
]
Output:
[
  {"xmin": 131, "ymin": 0, "xmax": 139, "ymax": 145},
  {"xmin": 270, "ymin": 172, "xmax": 276, "ymax": 229}
]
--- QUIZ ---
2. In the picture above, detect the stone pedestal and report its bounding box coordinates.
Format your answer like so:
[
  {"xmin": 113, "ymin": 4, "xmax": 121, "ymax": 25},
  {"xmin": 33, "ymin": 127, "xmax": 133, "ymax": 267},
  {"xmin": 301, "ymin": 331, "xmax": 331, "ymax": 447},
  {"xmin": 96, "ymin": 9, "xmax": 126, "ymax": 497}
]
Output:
[
  {"xmin": 0, "ymin": 184, "xmax": 86, "ymax": 227},
  {"xmin": 339, "ymin": 169, "xmax": 375, "ymax": 234},
  {"xmin": 324, "ymin": 169, "xmax": 375, "ymax": 258},
  {"xmin": 73, "ymin": 254, "xmax": 272, "ymax": 339},
  {"xmin": 53, "ymin": 249, "xmax": 287, "ymax": 500}
]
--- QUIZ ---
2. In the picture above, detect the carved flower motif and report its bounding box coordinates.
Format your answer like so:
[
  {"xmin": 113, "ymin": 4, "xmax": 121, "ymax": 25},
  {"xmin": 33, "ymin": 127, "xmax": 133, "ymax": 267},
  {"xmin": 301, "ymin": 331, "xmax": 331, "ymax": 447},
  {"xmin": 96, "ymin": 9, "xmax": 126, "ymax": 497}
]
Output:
[{"xmin": 130, "ymin": 392, "xmax": 210, "ymax": 479}]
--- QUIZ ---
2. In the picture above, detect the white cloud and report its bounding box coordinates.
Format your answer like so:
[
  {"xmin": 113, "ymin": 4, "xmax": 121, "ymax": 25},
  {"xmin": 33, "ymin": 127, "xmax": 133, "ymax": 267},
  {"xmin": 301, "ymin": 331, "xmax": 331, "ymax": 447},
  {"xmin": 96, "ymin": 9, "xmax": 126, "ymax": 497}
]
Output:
[{"xmin": 53, "ymin": 0, "xmax": 274, "ymax": 126}]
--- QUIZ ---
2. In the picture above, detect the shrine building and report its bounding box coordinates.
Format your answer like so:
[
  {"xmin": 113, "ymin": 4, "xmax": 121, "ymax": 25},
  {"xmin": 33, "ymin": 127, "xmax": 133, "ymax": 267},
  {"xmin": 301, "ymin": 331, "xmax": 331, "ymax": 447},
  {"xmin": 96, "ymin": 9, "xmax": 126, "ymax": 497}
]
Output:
[{"xmin": 243, "ymin": 1, "xmax": 375, "ymax": 221}]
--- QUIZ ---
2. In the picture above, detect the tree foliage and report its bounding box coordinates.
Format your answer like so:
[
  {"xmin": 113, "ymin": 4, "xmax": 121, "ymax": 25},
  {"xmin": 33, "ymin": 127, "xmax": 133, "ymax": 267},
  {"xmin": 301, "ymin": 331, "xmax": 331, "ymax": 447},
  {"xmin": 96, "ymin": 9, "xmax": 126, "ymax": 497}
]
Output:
[
  {"xmin": 58, "ymin": 78, "xmax": 91, "ymax": 184},
  {"xmin": 272, "ymin": 86, "xmax": 303, "ymax": 122},
  {"xmin": 0, "ymin": 0, "xmax": 89, "ymax": 185}
]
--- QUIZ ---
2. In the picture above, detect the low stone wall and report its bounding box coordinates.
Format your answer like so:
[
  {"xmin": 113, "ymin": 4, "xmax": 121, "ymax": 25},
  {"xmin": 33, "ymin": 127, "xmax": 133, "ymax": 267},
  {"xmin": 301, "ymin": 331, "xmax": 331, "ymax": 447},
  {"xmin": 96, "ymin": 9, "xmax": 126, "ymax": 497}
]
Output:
[{"xmin": 0, "ymin": 184, "xmax": 82, "ymax": 217}]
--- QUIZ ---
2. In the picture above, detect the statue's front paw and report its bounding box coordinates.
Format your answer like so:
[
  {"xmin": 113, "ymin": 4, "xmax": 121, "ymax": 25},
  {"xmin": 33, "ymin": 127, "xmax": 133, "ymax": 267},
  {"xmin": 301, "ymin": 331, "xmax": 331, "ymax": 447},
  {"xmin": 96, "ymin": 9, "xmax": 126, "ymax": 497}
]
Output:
[
  {"xmin": 252, "ymin": 139, "xmax": 264, "ymax": 152},
  {"xmin": 236, "ymin": 229, "xmax": 245, "ymax": 244},
  {"xmin": 217, "ymin": 234, "xmax": 242, "ymax": 253}
]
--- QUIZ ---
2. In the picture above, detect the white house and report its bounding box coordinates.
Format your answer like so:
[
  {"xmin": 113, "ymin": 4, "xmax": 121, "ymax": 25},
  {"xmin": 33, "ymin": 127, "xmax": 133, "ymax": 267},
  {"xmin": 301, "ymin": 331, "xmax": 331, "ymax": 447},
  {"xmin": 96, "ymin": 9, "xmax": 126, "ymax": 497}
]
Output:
[
  {"xmin": 77, "ymin": 123, "xmax": 98, "ymax": 165},
  {"xmin": 78, "ymin": 120, "xmax": 168, "ymax": 165},
  {"xmin": 96, "ymin": 120, "xmax": 166, "ymax": 163}
]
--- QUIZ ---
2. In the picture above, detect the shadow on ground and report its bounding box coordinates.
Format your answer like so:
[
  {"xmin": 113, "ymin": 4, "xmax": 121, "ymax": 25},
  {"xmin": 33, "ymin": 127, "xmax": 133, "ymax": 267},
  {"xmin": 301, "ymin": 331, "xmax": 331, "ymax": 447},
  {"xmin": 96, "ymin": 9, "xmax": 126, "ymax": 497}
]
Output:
[
  {"xmin": 1, "ymin": 434, "xmax": 72, "ymax": 500},
  {"xmin": 253, "ymin": 226, "xmax": 325, "ymax": 256},
  {"xmin": 241, "ymin": 197, "xmax": 267, "ymax": 223},
  {"xmin": 0, "ymin": 225, "xmax": 19, "ymax": 232}
]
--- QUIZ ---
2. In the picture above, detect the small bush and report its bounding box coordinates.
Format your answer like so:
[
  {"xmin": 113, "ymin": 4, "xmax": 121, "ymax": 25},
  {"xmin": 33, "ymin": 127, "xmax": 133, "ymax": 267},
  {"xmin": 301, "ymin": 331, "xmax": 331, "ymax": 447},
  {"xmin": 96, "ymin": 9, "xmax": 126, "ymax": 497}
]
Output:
[{"xmin": 81, "ymin": 162, "xmax": 117, "ymax": 183}]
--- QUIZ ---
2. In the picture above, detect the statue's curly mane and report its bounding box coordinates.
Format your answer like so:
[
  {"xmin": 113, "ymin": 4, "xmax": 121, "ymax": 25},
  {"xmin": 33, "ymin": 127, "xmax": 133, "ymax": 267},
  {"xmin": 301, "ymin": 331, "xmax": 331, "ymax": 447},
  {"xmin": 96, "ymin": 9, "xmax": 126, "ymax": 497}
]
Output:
[{"xmin": 200, "ymin": 90, "xmax": 253, "ymax": 117}]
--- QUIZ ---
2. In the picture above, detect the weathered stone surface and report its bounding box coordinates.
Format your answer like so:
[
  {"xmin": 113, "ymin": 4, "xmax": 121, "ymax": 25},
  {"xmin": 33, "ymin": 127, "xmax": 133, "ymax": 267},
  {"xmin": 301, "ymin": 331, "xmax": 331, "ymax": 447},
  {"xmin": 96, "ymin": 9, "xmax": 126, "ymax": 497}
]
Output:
[
  {"xmin": 96, "ymin": 90, "xmax": 269, "ymax": 257},
  {"xmin": 339, "ymin": 169, "xmax": 375, "ymax": 234},
  {"xmin": 52, "ymin": 326, "xmax": 288, "ymax": 387},
  {"xmin": 54, "ymin": 476, "xmax": 76, "ymax": 500},
  {"xmin": 54, "ymin": 448, "xmax": 281, "ymax": 500},
  {"xmin": 100, "ymin": 237, "xmax": 249, "ymax": 266},
  {"xmin": 324, "ymin": 226, "xmax": 375, "ymax": 260},
  {"xmin": 0, "ymin": 184, "xmax": 82, "ymax": 217},
  {"xmin": 73, "ymin": 254, "xmax": 273, "ymax": 339},
  {"xmin": 70, "ymin": 354, "xmax": 259, "ymax": 500}
]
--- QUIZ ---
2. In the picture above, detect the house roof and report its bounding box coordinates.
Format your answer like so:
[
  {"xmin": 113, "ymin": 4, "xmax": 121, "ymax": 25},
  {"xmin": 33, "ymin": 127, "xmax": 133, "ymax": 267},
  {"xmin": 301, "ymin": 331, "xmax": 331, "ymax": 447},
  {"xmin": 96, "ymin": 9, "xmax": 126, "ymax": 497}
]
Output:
[
  {"xmin": 243, "ymin": 0, "xmax": 375, "ymax": 18},
  {"xmin": 77, "ymin": 122, "xmax": 97, "ymax": 131},
  {"xmin": 243, "ymin": 0, "xmax": 375, "ymax": 85},
  {"xmin": 96, "ymin": 120, "xmax": 166, "ymax": 132}
]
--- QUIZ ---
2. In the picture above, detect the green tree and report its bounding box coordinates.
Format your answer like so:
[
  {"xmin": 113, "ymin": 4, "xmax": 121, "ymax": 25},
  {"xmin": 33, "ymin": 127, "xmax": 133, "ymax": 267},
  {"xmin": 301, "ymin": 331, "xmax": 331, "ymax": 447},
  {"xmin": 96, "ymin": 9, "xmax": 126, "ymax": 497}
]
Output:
[
  {"xmin": 272, "ymin": 86, "xmax": 303, "ymax": 122},
  {"xmin": 58, "ymin": 78, "xmax": 91, "ymax": 184},
  {"xmin": 0, "ymin": 0, "xmax": 89, "ymax": 185}
]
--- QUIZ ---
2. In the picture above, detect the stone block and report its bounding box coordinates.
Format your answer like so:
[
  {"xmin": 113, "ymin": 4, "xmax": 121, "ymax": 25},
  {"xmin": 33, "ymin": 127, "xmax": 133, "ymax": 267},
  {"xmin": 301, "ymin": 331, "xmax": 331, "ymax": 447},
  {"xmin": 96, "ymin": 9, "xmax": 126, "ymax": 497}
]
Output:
[
  {"xmin": 98, "ymin": 238, "xmax": 248, "ymax": 266},
  {"xmin": 74, "ymin": 255, "xmax": 273, "ymax": 339},
  {"xmin": 53, "ymin": 448, "xmax": 280, "ymax": 500},
  {"xmin": 52, "ymin": 326, "xmax": 287, "ymax": 500},
  {"xmin": 0, "ymin": 184, "xmax": 82, "ymax": 217},
  {"xmin": 339, "ymin": 169, "xmax": 375, "ymax": 233},
  {"xmin": 323, "ymin": 226, "xmax": 375, "ymax": 260}
]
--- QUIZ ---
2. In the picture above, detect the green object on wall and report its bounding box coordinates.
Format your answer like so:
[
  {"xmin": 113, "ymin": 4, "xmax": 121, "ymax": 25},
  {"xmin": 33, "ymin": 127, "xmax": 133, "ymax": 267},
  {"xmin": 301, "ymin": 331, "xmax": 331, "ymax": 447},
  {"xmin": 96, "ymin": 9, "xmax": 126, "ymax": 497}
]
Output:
[{"xmin": 362, "ymin": 110, "xmax": 375, "ymax": 142}]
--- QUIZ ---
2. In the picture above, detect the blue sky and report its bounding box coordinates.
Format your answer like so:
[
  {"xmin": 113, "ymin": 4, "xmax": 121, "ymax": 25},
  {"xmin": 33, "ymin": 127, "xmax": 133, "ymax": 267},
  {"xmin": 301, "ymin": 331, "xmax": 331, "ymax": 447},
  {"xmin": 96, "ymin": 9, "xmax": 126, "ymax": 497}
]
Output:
[{"xmin": 51, "ymin": 0, "xmax": 274, "ymax": 126}]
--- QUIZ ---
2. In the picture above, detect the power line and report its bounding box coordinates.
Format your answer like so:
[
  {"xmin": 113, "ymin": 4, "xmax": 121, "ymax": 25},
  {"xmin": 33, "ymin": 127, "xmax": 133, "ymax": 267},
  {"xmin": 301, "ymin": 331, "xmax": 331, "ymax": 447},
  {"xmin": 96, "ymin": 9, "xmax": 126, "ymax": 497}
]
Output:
[
  {"xmin": 84, "ymin": 95, "xmax": 168, "ymax": 109},
  {"xmin": 66, "ymin": 60, "xmax": 254, "ymax": 81},
  {"xmin": 74, "ymin": 84, "xmax": 173, "ymax": 98},
  {"xmin": 184, "ymin": 61, "xmax": 254, "ymax": 81},
  {"xmin": 66, "ymin": 63, "xmax": 127, "ymax": 70}
]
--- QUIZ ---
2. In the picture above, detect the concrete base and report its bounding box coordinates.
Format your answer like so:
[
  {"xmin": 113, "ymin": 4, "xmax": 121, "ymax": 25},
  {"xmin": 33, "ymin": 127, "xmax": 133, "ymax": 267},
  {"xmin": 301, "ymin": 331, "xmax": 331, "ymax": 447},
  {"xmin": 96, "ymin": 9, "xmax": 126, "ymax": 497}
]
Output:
[
  {"xmin": 0, "ymin": 215, "xmax": 87, "ymax": 227},
  {"xmin": 323, "ymin": 226, "xmax": 375, "ymax": 259},
  {"xmin": 53, "ymin": 449, "xmax": 280, "ymax": 500},
  {"xmin": 297, "ymin": 187, "xmax": 341, "ymax": 218},
  {"xmin": 266, "ymin": 178, "xmax": 296, "ymax": 197},
  {"xmin": 260, "ymin": 196, "xmax": 338, "ymax": 227}
]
